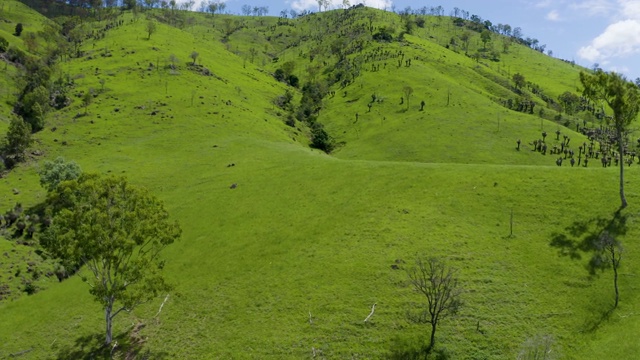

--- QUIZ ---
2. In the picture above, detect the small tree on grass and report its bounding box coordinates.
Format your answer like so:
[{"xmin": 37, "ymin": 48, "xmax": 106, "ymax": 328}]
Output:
[
  {"xmin": 14, "ymin": 23, "xmax": 23, "ymax": 37},
  {"xmin": 146, "ymin": 19, "xmax": 156, "ymax": 40},
  {"xmin": 406, "ymin": 256, "xmax": 462, "ymax": 352},
  {"xmin": 42, "ymin": 174, "xmax": 182, "ymax": 345},
  {"xmin": 513, "ymin": 73, "xmax": 526, "ymax": 90},
  {"xmin": 190, "ymin": 50, "xmax": 199, "ymax": 65},
  {"xmin": 590, "ymin": 230, "xmax": 622, "ymax": 308},
  {"xmin": 403, "ymin": 86, "xmax": 413, "ymax": 110},
  {"xmin": 480, "ymin": 30, "xmax": 491, "ymax": 49},
  {"xmin": 82, "ymin": 88, "xmax": 94, "ymax": 114},
  {"xmin": 2, "ymin": 117, "xmax": 31, "ymax": 168},
  {"xmin": 38, "ymin": 157, "xmax": 82, "ymax": 192}
]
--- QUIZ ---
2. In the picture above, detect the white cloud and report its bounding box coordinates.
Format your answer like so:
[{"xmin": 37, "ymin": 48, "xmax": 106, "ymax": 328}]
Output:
[
  {"xmin": 288, "ymin": 0, "xmax": 392, "ymax": 12},
  {"xmin": 619, "ymin": 0, "xmax": 640, "ymax": 20},
  {"xmin": 578, "ymin": 19, "xmax": 640, "ymax": 61},
  {"xmin": 569, "ymin": 0, "xmax": 615, "ymax": 17},
  {"xmin": 535, "ymin": 0, "xmax": 554, "ymax": 7},
  {"xmin": 546, "ymin": 10, "xmax": 562, "ymax": 21}
]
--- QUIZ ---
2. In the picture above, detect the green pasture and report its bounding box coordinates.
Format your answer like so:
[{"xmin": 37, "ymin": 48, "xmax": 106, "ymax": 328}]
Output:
[{"xmin": 1, "ymin": 3, "xmax": 639, "ymax": 359}]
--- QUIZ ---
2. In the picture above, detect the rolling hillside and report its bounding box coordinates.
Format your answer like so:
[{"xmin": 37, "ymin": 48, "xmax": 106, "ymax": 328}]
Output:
[{"xmin": 1, "ymin": 2, "xmax": 639, "ymax": 359}]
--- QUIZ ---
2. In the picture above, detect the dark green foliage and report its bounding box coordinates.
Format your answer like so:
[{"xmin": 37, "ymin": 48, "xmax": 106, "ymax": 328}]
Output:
[
  {"xmin": 6, "ymin": 46, "xmax": 28, "ymax": 65},
  {"xmin": 512, "ymin": 73, "xmax": 526, "ymax": 90},
  {"xmin": 558, "ymin": 91, "xmax": 580, "ymax": 115},
  {"xmin": 18, "ymin": 85, "xmax": 50, "ymax": 132},
  {"xmin": 288, "ymin": 74, "xmax": 299, "ymax": 88},
  {"xmin": 14, "ymin": 23, "xmax": 23, "ymax": 37},
  {"xmin": 310, "ymin": 122, "xmax": 333, "ymax": 152},
  {"xmin": 373, "ymin": 26, "xmax": 394, "ymax": 42},
  {"xmin": 2, "ymin": 117, "xmax": 32, "ymax": 168},
  {"xmin": 274, "ymin": 68, "xmax": 285, "ymax": 82},
  {"xmin": 0, "ymin": 36, "xmax": 8, "ymax": 53},
  {"xmin": 23, "ymin": 282, "xmax": 37, "ymax": 295}
]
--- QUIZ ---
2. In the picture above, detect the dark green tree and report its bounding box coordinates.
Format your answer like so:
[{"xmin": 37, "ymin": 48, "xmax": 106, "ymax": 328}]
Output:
[
  {"xmin": 2, "ymin": 117, "xmax": 31, "ymax": 168},
  {"xmin": 558, "ymin": 91, "xmax": 580, "ymax": 115},
  {"xmin": 0, "ymin": 36, "xmax": 8, "ymax": 52},
  {"xmin": 580, "ymin": 70, "xmax": 640, "ymax": 208},
  {"xmin": 14, "ymin": 23, "xmax": 23, "ymax": 37},
  {"xmin": 513, "ymin": 73, "xmax": 526, "ymax": 90},
  {"xmin": 42, "ymin": 174, "xmax": 182, "ymax": 345}
]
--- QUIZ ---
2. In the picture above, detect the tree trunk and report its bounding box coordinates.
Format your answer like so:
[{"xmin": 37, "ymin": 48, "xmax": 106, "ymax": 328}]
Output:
[
  {"xmin": 613, "ymin": 257, "xmax": 619, "ymax": 308},
  {"xmin": 429, "ymin": 321, "xmax": 437, "ymax": 352},
  {"xmin": 617, "ymin": 127, "xmax": 627, "ymax": 209},
  {"xmin": 105, "ymin": 301, "xmax": 113, "ymax": 345}
]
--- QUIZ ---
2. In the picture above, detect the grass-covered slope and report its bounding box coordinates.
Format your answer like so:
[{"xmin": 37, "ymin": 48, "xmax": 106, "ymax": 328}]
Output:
[{"xmin": 1, "ymin": 5, "xmax": 640, "ymax": 359}]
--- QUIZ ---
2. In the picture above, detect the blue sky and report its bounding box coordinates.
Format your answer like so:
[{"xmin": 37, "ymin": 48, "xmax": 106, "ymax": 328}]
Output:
[{"xmin": 194, "ymin": 0, "xmax": 640, "ymax": 80}]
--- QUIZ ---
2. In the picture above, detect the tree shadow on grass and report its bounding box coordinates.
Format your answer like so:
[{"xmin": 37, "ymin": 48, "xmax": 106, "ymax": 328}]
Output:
[
  {"xmin": 55, "ymin": 325, "xmax": 169, "ymax": 360},
  {"xmin": 549, "ymin": 209, "xmax": 627, "ymax": 333},
  {"xmin": 549, "ymin": 210, "xmax": 627, "ymax": 262},
  {"xmin": 388, "ymin": 336, "xmax": 450, "ymax": 360}
]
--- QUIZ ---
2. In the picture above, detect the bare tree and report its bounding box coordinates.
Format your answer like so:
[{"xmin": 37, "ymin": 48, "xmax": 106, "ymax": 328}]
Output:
[
  {"xmin": 518, "ymin": 334, "xmax": 557, "ymax": 360},
  {"xmin": 590, "ymin": 231, "xmax": 623, "ymax": 308},
  {"xmin": 403, "ymin": 86, "xmax": 413, "ymax": 110},
  {"xmin": 407, "ymin": 257, "xmax": 462, "ymax": 352}
]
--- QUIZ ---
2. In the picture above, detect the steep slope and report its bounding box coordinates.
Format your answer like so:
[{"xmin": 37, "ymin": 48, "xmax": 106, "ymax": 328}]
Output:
[{"xmin": 1, "ymin": 5, "xmax": 640, "ymax": 360}]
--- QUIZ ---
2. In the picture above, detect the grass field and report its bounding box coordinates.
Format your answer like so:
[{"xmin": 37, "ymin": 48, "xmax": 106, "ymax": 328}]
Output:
[{"xmin": 1, "ymin": 3, "xmax": 640, "ymax": 359}]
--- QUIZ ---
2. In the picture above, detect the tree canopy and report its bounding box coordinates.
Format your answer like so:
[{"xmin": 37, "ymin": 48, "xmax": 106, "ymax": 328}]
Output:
[
  {"xmin": 580, "ymin": 70, "xmax": 640, "ymax": 208},
  {"xmin": 42, "ymin": 174, "xmax": 181, "ymax": 345}
]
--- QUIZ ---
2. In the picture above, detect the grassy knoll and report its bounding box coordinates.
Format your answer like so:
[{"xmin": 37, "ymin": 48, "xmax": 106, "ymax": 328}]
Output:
[{"xmin": 1, "ymin": 3, "xmax": 640, "ymax": 359}]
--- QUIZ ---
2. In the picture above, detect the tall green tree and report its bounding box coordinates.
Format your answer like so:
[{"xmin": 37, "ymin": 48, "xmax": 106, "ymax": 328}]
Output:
[
  {"xmin": 480, "ymin": 30, "xmax": 491, "ymax": 49},
  {"xmin": 146, "ymin": 19, "xmax": 157, "ymax": 40},
  {"xmin": 2, "ymin": 117, "xmax": 31, "ymax": 168},
  {"xmin": 42, "ymin": 174, "xmax": 181, "ymax": 345},
  {"xmin": 580, "ymin": 70, "xmax": 640, "ymax": 208}
]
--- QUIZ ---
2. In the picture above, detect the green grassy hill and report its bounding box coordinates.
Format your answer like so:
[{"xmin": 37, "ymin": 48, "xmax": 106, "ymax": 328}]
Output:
[{"xmin": 1, "ymin": 3, "xmax": 640, "ymax": 359}]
